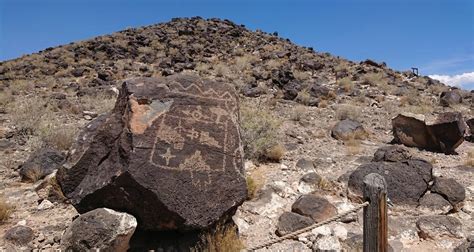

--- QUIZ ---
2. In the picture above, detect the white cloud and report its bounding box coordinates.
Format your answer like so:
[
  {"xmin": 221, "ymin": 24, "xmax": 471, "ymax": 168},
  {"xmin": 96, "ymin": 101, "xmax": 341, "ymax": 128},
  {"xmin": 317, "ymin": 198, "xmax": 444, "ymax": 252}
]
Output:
[{"xmin": 429, "ymin": 72, "xmax": 474, "ymax": 90}]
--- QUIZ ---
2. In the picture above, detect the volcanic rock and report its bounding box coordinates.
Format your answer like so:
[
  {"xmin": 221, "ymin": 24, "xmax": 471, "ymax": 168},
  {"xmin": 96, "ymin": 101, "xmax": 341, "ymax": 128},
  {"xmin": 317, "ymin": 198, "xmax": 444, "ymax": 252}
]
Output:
[
  {"xmin": 431, "ymin": 177, "xmax": 465, "ymax": 206},
  {"xmin": 291, "ymin": 194, "xmax": 337, "ymax": 222},
  {"xmin": 416, "ymin": 215, "xmax": 463, "ymax": 239},
  {"xmin": 440, "ymin": 89, "xmax": 462, "ymax": 107},
  {"xmin": 3, "ymin": 225, "xmax": 34, "ymax": 245},
  {"xmin": 331, "ymin": 119, "xmax": 366, "ymax": 140},
  {"xmin": 60, "ymin": 208, "xmax": 137, "ymax": 252},
  {"xmin": 418, "ymin": 193, "xmax": 452, "ymax": 214},
  {"xmin": 276, "ymin": 212, "xmax": 314, "ymax": 236},
  {"xmin": 19, "ymin": 148, "xmax": 65, "ymax": 182},
  {"xmin": 57, "ymin": 74, "xmax": 247, "ymax": 231},
  {"xmin": 372, "ymin": 145, "xmax": 411, "ymax": 162},
  {"xmin": 392, "ymin": 112, "xmax": 465, "ymax": 154},
  {"xmin": 348, "ymin": 159, "xmax": 432, "ymax": 205}
]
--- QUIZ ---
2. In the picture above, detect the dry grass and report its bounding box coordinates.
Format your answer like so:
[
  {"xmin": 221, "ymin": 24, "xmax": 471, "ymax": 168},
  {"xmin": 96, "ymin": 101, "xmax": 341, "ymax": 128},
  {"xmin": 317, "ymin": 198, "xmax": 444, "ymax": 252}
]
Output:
[
  {"xmin": 240, "ymin": 101, "xmax": 281, "ymax": 161},
  {"xmin": 335, "ymin": 104, "xmax": 362, "ymax": 121},
  {"xmin": 293, "ymin": 70, "xmax": 311, "ymax": 82},
  {"xmin": 79, "ymin": 93, "xmax": 116, "ymax": 114},
  {"xmin": 290, "ymin": 105, "xmax": 306, "ymax": 121},
  {"xmin": 0, "ymin": 197, "xmax": 13, "ymax": 223},
  {"xmin": 345, "ymin": 136, "xmax": 362, "ymax": 155},
  {"xmin": 296, "ymin": 90, "xmax": 311, "ymax": 106},
  {"xmin": 317, "ymin": 177, "xmax": 333, "ymax": 191},
  {"xmin": 338, "ymin": 77, "xmax": 354, "ymax": 92},
  {"xmin": 195, "ymin": 223, "xmax": 245, "ymax": 252},
  {"xmin": 264, "ymin": 143, "xmax": 286, "ymax": 162},
  {"xmin": 466, "ymin": 150, "xmax": 474, "ymax": 167},
  {"xmin": 246, "ymin": 168, "xmax": 266, "ymax": 200},
  {"xmin": 8, "ymin": 97, "xmax": 51, "ymax": 135},
  {"xmin": 362, "ymin": 72, "xmax": 387, "ymax": 87},
  {"xmin": 214, "ymin": 63, "xmax": 231, "ymax": 77},
  {"xmin": 38, "ymin": 123, "xmax": 79, "ymax": 151}
]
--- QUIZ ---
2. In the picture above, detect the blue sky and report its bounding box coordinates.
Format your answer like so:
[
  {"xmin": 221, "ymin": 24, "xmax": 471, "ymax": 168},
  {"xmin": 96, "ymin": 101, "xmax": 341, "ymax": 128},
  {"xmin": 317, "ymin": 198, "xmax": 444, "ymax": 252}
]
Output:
[{"xmin": 1, "ymin": 0, "xmax": 473, "ymax": 89}]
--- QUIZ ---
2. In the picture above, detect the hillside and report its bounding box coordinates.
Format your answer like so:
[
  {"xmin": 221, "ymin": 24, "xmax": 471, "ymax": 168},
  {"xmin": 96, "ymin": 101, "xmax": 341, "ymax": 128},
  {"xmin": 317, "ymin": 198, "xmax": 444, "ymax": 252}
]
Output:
[{"xmin": 0, "ymin": 17, "xmax": 473, "ymax": 251}]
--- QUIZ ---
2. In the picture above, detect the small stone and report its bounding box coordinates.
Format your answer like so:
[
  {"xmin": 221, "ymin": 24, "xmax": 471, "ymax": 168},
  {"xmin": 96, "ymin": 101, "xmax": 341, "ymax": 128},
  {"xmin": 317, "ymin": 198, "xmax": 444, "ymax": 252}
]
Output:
[
  {"xmin": 295, "ymin": 158, "xmax": 315, "ymax": 170},
  {"xmin": 332, "ymin": 224, "xmax": 348, "ymax": 240},
  {"xmin": 418, "ymin": 193, "xmax": 452, "ymax": 214},
  {"xmin": 331, "ymin": 119, "xmax": 366, "ymax": 141},
  {"xmin": 313, "ymin": 235, "xmax": 341, "ymax": 251},
  {"xmin": 4, "ymin": 225, "xmax": 34, "ymax": 245},
  {"xmin": 416, "ymin": 215, "xmax": 463, "ymax": 239},
  {"xmin": 276, "ymin": 212, "xmax": 315, "ymax": 236},
  {"xmin": 311, "ymin": 226, "xmax": 332, "ymax": 236},
  {"xmin": 431, "ymin": 177, "xmax": 465, "ymax": 206},
  {"xmin": 60, "ymin": 208, "xmax": 137, "ymax": 252},
  {"xmin": 37, "ymin": 199, "xmax": 54, "ymax": 210},
  {"xmin": 372, "ymin": 145, "xmax": 411, "ymax": 162}
]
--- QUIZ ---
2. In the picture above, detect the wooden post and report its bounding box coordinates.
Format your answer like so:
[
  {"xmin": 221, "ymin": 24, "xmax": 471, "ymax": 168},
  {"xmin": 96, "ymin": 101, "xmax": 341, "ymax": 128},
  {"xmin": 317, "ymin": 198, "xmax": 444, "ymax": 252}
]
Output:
[{"xmin": 363, "ymin": 173, "xmax": 388, "ymax": 252}]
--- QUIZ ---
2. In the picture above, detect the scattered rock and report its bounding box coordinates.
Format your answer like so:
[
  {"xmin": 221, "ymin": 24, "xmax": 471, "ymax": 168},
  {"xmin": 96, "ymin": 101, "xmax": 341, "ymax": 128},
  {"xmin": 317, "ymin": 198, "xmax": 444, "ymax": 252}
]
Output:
[
  {"xmin": 61, "ymin": 208, "xmax": 137, "ymax": 252},
  {"xmin": 392, "ymin": 112, "xmax": 466, "ymax": 154},
  {"xmin": 295, "ymin": 158, "xmax": 315, "ymax": 171},
  {"xmin": 276, "ymin": 212, "xmax": 314, "ymax": 236},
  {"xmin": 312, "ymin": 235, "xmax": 341, "ymax": 251},
  {"xmin": 418, "ymin": 193, "xmax": 452, "ymax": 214},
  {"xmin": 331, "ymin": 119, "xmax": 366, "ymax": 140},
  {"xmin": 57, "ymin": 74, "xmax": 247, "ymax": 231},
  {"xmin": 37, "ymin": 199, "xmax": 54, "ymax": 210},
  {"xmin": 4, "ymin": 225, "xmax": 34, "ymax": 245},
  {"xmin": 431, "ymin": 177, "xmax": 465, "ymax": 206},
  {"xmin": 19, "ymin": 148, "xmax": 65, "ymax": 182},
  {"xmin": 467, "ymin": 118, "xmax": 474, "ymax": 134},
  {"xmin": 372, "ymin": 145, "xmax": 411, "ymax": 162},
  {"xmin": 291, "ymin": 194, "xmax": 337, "ymax": 222},
  {"xmin": 348, "ymin": 159, "xmax": 432, "ymax": 205},
  {"xmin": 298, "ymin": 173, "xmax": 322, "ymax": 194},
  {"xmin": 416, "ymin": 215, "xmax": 463, "ymax": 239}
]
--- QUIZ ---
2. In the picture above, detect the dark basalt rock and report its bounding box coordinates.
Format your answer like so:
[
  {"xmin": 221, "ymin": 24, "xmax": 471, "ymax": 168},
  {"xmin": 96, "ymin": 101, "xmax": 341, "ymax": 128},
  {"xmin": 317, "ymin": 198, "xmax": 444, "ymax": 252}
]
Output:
[
  {"xmin": 372, "ymin": 145, "xmax": 411, "ymax": 162},
  {"xmin": 392, "ymin": 112, "xmax": 465, "ymax": 154},
  {"xmin": 431, "ymin": 177, "xmax": 465, "ymax": 206},
  {"xmin": 348, "ymin": 159, "xmax": 432, "ymax": 205},
  {"xmin": 4, "ymin": 225, "xmax": 34, "ymax": 245},
  {"xmin": 19, "ymin": 148, "xmax": 65, "ymax": 182},
  {"xmin": 276, "ymin": 212, "xmax": 314, "ymax": 236},
  {"xmin": 291, "ymin": 194, "xmax": 337, "ymax": 223},
  {"xmin": 57, "ymin": 74, "xmax": 247, "ymax": 231},
  {"xmin": 331, "ymin": 119, "xmax": 366, "ymax": 141},
  {"xmin": 440, "ymin": 90, "xmax": 462, "ymax": 107}
]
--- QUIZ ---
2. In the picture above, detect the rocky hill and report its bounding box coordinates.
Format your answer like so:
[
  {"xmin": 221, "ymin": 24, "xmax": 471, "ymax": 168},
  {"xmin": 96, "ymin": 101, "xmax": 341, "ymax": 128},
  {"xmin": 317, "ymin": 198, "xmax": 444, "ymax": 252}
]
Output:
[{"xmin": 0, "ymin": 17, "xmax": 473, "ymax": 251}]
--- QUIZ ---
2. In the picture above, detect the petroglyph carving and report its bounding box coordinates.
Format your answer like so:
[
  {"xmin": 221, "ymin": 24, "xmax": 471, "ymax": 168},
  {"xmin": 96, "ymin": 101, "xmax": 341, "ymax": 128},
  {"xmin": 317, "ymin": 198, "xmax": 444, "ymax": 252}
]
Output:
[
  {"xmin": 200, "ymin": 131, "xmax": 221, "ymax": 148},
  {"xmin": 160, "ymin": 148, "xmax": 175, "ymax": 165},
  {"xmin": 209, "ymin": 107, "xmax": 228, "ymax": 123},
  {"xmin": 156, "ymin": 119, "xmax": 185, "ymax": 150}
]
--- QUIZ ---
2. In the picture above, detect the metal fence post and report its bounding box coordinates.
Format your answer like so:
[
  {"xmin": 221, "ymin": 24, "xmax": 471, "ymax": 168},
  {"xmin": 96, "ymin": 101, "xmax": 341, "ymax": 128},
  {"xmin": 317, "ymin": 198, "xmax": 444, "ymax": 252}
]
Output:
[{"xmin": 363, "ymin": 173, "xmax": 388, "ymax": 252}]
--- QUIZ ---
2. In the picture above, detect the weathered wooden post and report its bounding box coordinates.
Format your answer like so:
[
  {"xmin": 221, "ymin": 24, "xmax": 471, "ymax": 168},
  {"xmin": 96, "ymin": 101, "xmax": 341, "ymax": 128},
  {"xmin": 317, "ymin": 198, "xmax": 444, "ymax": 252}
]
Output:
[{"xmin": 363, "ymin": 173, "xmax": 388, "ymax": 252}]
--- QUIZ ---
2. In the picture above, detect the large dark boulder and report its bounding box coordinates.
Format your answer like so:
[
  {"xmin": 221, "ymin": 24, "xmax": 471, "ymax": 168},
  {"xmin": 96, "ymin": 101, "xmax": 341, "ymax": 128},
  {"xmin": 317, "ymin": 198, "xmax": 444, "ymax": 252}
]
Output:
[
  {"xmin": 3, "ymin": 225, "xmax": 34, "ymax": 245},
  {"xmin": 276, "ymin": 212, "xmax": 314, "ymax": 236},
  {"xmin": 440, "ymin": 90, "xmax": 462, "ymax": 107},
  {"xmin": 57, "ymin": 74, "xmax": 247, "ymax": 231},
  {"xmin": 331, "ymin": 119, "xmax": 366, "ymax": 140},
  {"xmin": 392, "ymin": 112, "xmax": 465, "ymax": 154},
  {"xmin": 348, "ymin": 159, "xmax": 432, "ymax": 205},
  {"xmin": 19, "ymin": 148, "xmax": 65, "ymax": 182},
  {"xmin": 291, "ymin": 194, "xmax": 337, "ymax": 222},
  {"xmin": 430, "ymin": 177, "xmax": 465, "ymax": 206},
  {"xmin": 60, "ymin": 208, "xmax": 137, "ymax": 252}
]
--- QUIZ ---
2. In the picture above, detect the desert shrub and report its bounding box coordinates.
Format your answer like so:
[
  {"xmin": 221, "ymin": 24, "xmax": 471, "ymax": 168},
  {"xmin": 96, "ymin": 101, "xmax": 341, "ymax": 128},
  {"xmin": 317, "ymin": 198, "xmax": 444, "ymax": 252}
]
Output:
[
  {"xmin": 296, "ymin": 90, "xmax": 311, "ymax": 106},
  {"xmin": 194, "ymin": 223, "xmax": 245, "ymax": 252},
  {"xmin": 362, "ymin": 72, "xmax": 387, "ymax": 87},
  {"xmin": 290, "ymin": 105, "xmax": 306, "ymax": 121},
  {"xmin": 240, "ymin": 102, "xmax": 281, "ymax": 161},
  {"xmin": 234, "ymin": 55, "xmax": 258, "ymax": 72},
  {"xmin": 38, "ymin": 123, "xmax": 78, "ymax": 151},
  {"xmin": 0, "ymin": 90, "xmax": 14, "ymax": 107},
  {"xmin": 214, "ymin": 63, "xmax": 231, "ymax": 77},
  {"xmin": 345, "ymin": 136, "xmax": 362, "ymax": 155},
  {"xmin": 0, "ymin": 197, "xmax": 12, "ymax": 223},
  {"xmin": 466, "ymin": 150, "xmax": 474, "ymax": 167},
  {"xmin": 8, "ymin": 97, "xmax": 51, "ymax": 135},
  {"xmin": 317, "ymin": 177, "xmax": 333, "ymax": 191},
  {"xmin": 264, "ymin": 143, "xmax": 286, "ymax": 162},
  {"xmin": 9, "ymin": 79, "xmax": 34, "ymax": 94},
  {"xmin": 338, "ymin": 77, "xmax": 353, "ymax": 92},
  {"xmin": 318, "ymin": 100, "xmax": 328, "ymax": 108},
  {"xmin": 293, "ymin": 70, "xmax": 311, "ymax": 82},
  {"xmin": 79, "ymin": 93, "xmax": 116, "ymax": 115},
  {"xmin": 335, "ymin": 104, "xmax": 362, "ymax": 121}
]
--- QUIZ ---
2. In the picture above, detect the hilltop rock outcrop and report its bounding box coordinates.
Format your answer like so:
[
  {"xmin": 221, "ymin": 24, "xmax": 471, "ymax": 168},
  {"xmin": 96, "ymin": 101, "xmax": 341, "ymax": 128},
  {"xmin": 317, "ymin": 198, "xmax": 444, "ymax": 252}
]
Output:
[
  {"xmin": 392, "ymin": 112, "xmax": 466, "ymax": 154},
  {"xmin": 57, "ymin": 74, "xmax": 247, "ymax": 231}
]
